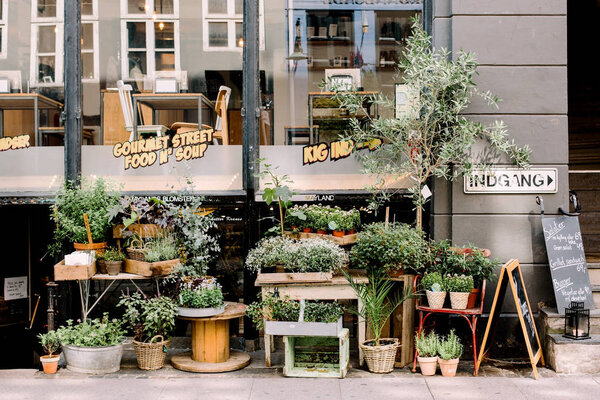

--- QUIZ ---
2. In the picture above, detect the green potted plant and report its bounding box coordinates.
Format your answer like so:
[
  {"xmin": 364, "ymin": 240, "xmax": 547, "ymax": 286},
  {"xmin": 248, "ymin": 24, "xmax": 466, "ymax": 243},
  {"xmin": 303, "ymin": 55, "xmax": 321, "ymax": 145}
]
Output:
[
  {"xmin": 56, "ymin": 314, "xmax": 125, "ymax": 374},
  {"xmin": 177, "ymin": 277, "xmax": 225, "ymax": 317},
  {"xmin": 37, "ymin": 330, "xmax": 61, "ymax": 374},
  {"xmin": 344, "ymin": 268, "xmax": 413, "ymax": 373},
  {"xmin": 118, "ymin": 292, "xmax": 178, "ymax": 370},
  {"xmin": 414, "ymin": 330, "xmax": 439, "ymax": 376},
  {"xmin": 49, "ymin": 178, "xmax": 121, "ymax": 256},
  {"xmin": 350, "ymin": 222, "xmax": 428, "ymax": 276},
  {"xmin": 96, "ymin": 247, "xmax": 125, "ymax": 275},
  {"xmin": 438, "ymin": 330, "xmax": 463, "ymax": 377},
  {"xmin": 446, "ymin": 274, "xmax": 474, "ymax": 310},
  {"xmin": 421, "ymin": 272, "xmax": 446, "ymax": 309}
]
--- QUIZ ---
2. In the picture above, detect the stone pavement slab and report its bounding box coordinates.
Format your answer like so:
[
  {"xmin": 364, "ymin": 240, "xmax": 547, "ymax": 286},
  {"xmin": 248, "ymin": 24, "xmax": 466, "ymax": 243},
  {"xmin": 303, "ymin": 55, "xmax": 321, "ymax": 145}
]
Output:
[{"xmin": 513, "ymin": 376, "xmax": 600, "ymax": 400}]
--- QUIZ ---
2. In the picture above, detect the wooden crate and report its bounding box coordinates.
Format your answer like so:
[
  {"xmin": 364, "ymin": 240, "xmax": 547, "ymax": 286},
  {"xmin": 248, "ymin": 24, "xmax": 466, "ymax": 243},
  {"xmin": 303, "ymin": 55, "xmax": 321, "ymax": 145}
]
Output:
[
  {"xmin": 124, "ymin": 258, "xmax": 179, "ymax": 277},
  {"xmin": 265, "ymin": 317, "xmax": 343, "ymax": 337},
  {"xmin": 284, "ymin": 231, "xmax": 357, "ymax": 246},
  {"xmin": 54, "ymin": 260, "xmax": 97, "ymax": 281},
  {"xmin": 256, "ymin": 271, "xmax": 333, "ymax": 283},
  {"xmin": 113, "ymin": 224, "xmax": 163, "ymax": 239},
  {"xmin": 283, "ymin": 328, "xmax": 349, "ymax": 378}
]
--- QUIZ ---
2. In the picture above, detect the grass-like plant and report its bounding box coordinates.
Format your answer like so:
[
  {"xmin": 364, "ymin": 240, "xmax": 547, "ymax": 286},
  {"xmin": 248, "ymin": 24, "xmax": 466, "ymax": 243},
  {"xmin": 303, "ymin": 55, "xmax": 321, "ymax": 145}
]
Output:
[
  {"xmin": 144, "ymin": 235, "xmax": 179, "ymax": 262},
  {"xmin": 415, "ymin": 330, "xmax": 439, "ymax": 358},
  {"xmin": 438, "ymin": 330, "xmax": 463, "ymax": 360}
]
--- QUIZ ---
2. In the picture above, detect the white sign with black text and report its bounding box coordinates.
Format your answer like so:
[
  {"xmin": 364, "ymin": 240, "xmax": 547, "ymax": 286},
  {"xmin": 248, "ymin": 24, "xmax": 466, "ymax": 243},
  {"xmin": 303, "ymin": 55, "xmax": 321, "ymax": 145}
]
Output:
[
  {"xmin": 464, "ymin": 168, "xmax": 557, "ymax": 194},
  {"xmin": 4, "ymin": 276, "xmax": 28, "ymax": 301}
]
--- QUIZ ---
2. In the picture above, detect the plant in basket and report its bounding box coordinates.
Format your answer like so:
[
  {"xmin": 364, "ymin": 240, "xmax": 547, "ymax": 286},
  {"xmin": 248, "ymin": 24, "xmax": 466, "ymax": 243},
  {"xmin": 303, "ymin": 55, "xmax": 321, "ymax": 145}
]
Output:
[
  {"xmin": 176, "ymin": 277, "xmax": 225, "ymax": 317},
  {"xmin": 117, "ymin": 292, "xmax": 177, "ymax": 370},
  {"xmin": 421, "ymin": 272, "xmax": 447, "ymax": 309},
  {"xmin": 37, "ymin": 330, "xmax": 61, "ymax": 374},
  {"xmin": 445, "ymin": 274, "xmax": 473, "ymax": 310},
  {"xmin": 49, "ymin": 178, "xmax": 121, "ymax": 257},
  {"xmin": 344, "ymin": 267, "xmax": 414, "ymax": 373},
  {"xmin": 414, "ymin": 330, "xmax": 439, "ymax": 376},
  {"xmin": 144, "ymin": 235, "xmax": 179, "ymax": 262},
  {"xmin": 437, "ymin": 330, "xmax": 463, "ymax": 377}
]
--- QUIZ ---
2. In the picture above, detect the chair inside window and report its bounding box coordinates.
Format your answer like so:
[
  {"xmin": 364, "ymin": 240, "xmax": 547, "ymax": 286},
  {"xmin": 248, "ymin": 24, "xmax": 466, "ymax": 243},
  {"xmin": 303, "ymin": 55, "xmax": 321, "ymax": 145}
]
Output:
[
  {"xmin": 171, "ymin": 85, "xmax": 231, "ymax": 145},
  {"xmin": 117, "ymin": 80, "xmax": 168, "ymax": 141}
]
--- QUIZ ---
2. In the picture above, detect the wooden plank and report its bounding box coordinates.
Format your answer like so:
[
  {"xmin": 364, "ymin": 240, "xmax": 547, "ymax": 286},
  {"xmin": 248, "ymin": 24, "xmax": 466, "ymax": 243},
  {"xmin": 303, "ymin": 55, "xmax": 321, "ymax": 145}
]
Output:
[
  {"xmin": 255, "ymin": 270, "xmax": 367, "ymax": 286},
  {"xmin": 284, "ymin": 231, "xmax": 357, "ymax": 246},
  {"xmin": 123, "ymin": 258, "xmax": 179, "ymax": 277},
  {"xmin": 283, "ymin": 329, "xmax": 349, "ymax": 378},
  {"xmin": 171, "ymin": 350, "xmax": 250, "ymax": 373},
  {"xmin": 256, "ymin": 272, "xmax": 333, "ymax": 284},
  {"xmin": 101, "ymin": 91, "xmax": 130, "ymax": 145},
  {"xmin": 112, "ymin": 224, "xmax": 164, "ymax": 239},
  {"xmin": 54, "ymin": 260, "xmax": 96, "ymax": 281}
]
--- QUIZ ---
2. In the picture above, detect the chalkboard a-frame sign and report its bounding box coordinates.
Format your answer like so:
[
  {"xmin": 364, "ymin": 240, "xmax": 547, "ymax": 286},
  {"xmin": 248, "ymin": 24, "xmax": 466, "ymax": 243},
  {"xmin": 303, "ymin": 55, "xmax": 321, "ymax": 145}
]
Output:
[{"xmin": 476, "ymin": 259, "xmax": 545, "ymax": 380}]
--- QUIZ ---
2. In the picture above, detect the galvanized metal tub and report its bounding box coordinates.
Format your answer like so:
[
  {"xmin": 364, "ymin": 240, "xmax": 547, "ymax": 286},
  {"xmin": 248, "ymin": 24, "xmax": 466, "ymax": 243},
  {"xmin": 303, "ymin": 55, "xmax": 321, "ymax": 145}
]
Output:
[{"xmin": 62, "ymin": 344, "xmax": 123, "ymax": 374}]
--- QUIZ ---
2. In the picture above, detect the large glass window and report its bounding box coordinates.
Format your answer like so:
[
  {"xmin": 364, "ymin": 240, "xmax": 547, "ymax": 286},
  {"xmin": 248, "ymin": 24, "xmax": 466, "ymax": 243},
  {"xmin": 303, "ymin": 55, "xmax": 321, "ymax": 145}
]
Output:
[{"xmin": 202, "ymin": 0, "xmax": 264, "ymax": 51}]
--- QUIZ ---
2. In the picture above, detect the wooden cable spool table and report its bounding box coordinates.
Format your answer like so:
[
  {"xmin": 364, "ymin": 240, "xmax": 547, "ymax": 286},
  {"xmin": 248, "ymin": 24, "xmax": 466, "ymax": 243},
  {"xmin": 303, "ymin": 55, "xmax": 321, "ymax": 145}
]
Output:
[{"xmin": 171, "ymin": 302, "xmax": 250, "ymax": 373}]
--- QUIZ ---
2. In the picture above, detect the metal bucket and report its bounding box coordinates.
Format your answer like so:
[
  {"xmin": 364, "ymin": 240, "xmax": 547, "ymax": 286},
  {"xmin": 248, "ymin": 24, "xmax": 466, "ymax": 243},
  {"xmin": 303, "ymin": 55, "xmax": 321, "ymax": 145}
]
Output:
[{"xmin": 62, "ymin": 344, "xmax": 123, "ymax": 374}]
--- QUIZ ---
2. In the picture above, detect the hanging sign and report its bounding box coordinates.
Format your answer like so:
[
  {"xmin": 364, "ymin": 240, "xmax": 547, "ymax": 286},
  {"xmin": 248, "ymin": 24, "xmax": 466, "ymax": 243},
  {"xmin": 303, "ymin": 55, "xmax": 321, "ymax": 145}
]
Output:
[
  {"xmin": 0, "ymin": 134, "xmax": 30, "ymax": 152},
  {"xmin": 541, "ymin": 215, "xmax": 594, "ymax": 313},
  {"xmin": 476, "ymin": 259, "xmax": 544, "ymax": 379},
  {"xmin": 112, "ymin": 129, "xmax": 213, "ymax": 169},
  {"xmin": 302, "ymin": 138, "xmax": 381, "ymax": 165},
  {"xmin": 464, "ymin": 168, "xmax": 557, "ymax": 194},
  {"xmin": 4, "ymin": 276, "xmax": 28, "ymax": 301}
]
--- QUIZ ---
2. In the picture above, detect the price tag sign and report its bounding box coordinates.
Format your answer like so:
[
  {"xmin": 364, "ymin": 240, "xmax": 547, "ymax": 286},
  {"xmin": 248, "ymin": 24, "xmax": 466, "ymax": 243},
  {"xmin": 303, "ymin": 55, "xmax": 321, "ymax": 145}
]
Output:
[{"xmin": 4, "ymin": 276, "xmax": 28, "ymax": 301}]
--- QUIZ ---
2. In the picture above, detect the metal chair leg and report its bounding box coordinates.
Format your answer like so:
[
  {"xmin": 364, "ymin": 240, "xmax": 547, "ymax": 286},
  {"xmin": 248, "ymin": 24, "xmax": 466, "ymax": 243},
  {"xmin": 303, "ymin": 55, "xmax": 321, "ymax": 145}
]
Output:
[{"xmin": 472, "ymin": 316, "xmax": 478, "ymax": 376}]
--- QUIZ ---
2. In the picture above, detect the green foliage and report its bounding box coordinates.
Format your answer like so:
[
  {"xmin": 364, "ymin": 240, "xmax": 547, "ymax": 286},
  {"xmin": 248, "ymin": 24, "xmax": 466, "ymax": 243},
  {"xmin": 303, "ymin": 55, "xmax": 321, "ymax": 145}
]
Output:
[
  {"xmin": 144, "ymin": 235, "xmax": 179, "ymax": 262},
  {"xmin": 332, "ymin": 17, "xmax": 530, "ymax": 227},
  {"xmin": 426, "ymin": 242, "xmax": 496, "ymax": 287},
  {"xmin": 96, "ymin": 247, "xmax": 125, "ymax": 262},
  {"xmin": 256, "ymin": 158, "xmax": 295, "ymax": 236},
  {"xmin": 445, "ymin": 274, "xmax": 474, "ymax": 293},
  {"xmin": 421, "ymin": 272, "xmax": 444, "ymax": 292},
  {"xmin": 56, "ymin": 314, "xmax": 124, "ymax": 347},
  {"xmin": 244, "ymin": 236, "xmax": 348, "ymax": 273},
  {"xmin": 344, "ymin": 268, "xmax": 413, "ymax": 346},
  {"xmin": 117, "ymin": 292, "xmax": 178, "ymax": 342},
  {"xmin": 178, "ymin": 287, "xmax": 224, "ymax": 309},
  {"xmin": 350, "ymin": 222, "xmax": 428, "ymax": 274},
  {"xmin": 49, "ymin": 178, "xmax": 121, "ymax": 257},
  {"xmin": 415, "ymin": 330, "xmax": 439, "ymax": 358},
  {"xmin": 38, "ymin": 330, "xmax": 60, "ymax": 356},
  {"xmin": 285, "ymin": 204, "xmax": 361, "ymax": 232},
  {"xmin": 304, "ymin": 302, "xmax": 344, "ymax": 323},
  {"xmin": 438, "ymin": 330, "xmax": 463, "ymax": 360}
]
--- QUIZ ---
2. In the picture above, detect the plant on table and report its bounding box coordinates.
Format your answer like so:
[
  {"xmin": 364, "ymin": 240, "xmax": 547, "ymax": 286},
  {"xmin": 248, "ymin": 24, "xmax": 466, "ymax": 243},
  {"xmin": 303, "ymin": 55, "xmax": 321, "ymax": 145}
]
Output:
[
  {"xmin": 97, "ymin": 247, "xmax": 125, "ymax": 275},
  {"xmin": 256, "ymin": 159, "xmax": 294, "ymax": 236},
  {"xmin": 178, "ymin": 281, "xmax": 224, "ymax": 309},
  {"xmin": 430, "ymin": 242, "xmax": 496, "ymax": 288},
  {"xmin": 421, "ymin": 272, "xmax": 447, "ymax": 309},
  {"xmin": 437, "ymin": 330, "xmax": 463, "ymax": 377},
  {"xmin": 285, "ymin": 204, "xmax": 309, "ymax": 231},
  {"xmin": 49, "ymin": 178, "xmax": 121, "ymax": 256},
  {"xmin": 38, "ymin": 330, "xmax": 61, "ymax": 374},
  {"xmin": 144, "ymin": 235, "xmax": 179, "ymax": 262},
  {"xmin": 414, "ymin": 330, "xmax": 439, "ymax": 376},
  {"xmin": 445, "ymin": 274, "xmax": 474, "ymax": 310},
  {"xmin": 331, "ymin": 17, "xmax": 530, "ymax": 229}
]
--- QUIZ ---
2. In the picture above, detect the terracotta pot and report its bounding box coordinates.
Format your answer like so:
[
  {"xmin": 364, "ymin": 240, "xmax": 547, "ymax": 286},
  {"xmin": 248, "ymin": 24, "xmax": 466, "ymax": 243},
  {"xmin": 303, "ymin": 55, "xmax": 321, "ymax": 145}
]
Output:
[
  {"xmin": 333, "ymin": 230, "xmax": 345, "ymax": 237},
  {"xmin": 438, "ymin": 357, "xmax": 459, "ymax": 377},
  {"xmin": 417, "ymin": 355, "xmax": 437, "ymax": 376},
  {"xmin": 317, "ymin": 229, "xmax": 327, "ymax": 235},
  {"xmin": 303, "ymin": 227, "xmax": 312, "ymax": 233},
  {"xmin": 74, "ymin": 242, "xmax": 107, "ymax": 254},
  {"xmin": 105, "ymin": 261, "xmax": 123, "ymax": 276},
  {"xmin": 467, "ymin": 288, "xmax": 480, "ymax": 309},
  {"xmin": 40, "ymin": 355, "xmax": 60, "ymax": 374},
  {"xmin": 426, "ymin": 290, "xmax": 446, "ymax": 309},
  {"xmin": 97, "ymin": 259, "xmax": 107, "ymax": 274},
  {"xmin": 347, "ymin": 229, "xmax": 355, "ymax": 235},
  {"xmin": 450, "ymin": 292, "xmax": 469, "ymax": 309}
]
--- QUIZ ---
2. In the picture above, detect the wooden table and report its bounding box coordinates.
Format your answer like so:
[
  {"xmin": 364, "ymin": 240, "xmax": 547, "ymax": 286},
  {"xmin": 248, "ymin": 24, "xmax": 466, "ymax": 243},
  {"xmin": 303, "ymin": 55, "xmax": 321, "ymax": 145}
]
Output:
[
  {"xmin": 171, "ymin": 302, "xmax": 250, "ymax": 373},
  {"xmin": 132, "ymin": 93, "xmax": 215, "ymax": 139},
  {"xmin": 255, "ymin": 271, "xmax": 368, "ymax": 367},
  {"xmin": 0, "ymin": 93, "xmax": 63, "ymax": 145}
]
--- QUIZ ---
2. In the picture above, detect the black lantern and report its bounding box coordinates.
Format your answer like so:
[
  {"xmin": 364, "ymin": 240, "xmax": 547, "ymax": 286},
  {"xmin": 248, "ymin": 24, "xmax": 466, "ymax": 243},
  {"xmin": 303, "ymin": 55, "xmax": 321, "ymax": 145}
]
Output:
[{"xmin": 563, "ymin": 301, "xmax": 590, "ymax": 340}]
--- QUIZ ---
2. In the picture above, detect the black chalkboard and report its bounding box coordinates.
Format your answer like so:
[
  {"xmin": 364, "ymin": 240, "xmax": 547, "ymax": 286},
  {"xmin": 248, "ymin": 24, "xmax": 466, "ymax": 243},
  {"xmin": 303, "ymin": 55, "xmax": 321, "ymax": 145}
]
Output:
[
  {"xmin": 511, "ymin": 267, "xmax": 539, "ymax": 357},
  {"xmin": 541, "ymin": 216, "xmax": 594, "ymax": 313}
]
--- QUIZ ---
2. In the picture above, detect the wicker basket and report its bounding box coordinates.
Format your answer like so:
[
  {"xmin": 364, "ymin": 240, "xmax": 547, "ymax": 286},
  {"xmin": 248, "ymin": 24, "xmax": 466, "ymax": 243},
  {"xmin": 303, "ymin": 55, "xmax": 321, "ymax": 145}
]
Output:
[
  {"xmin": 126, "ymin": 247, "xmax": 146, "ymax": 262},
  {"xmin": 132, "ymin": 335, "xmax": 169, "ymax": 370},
  {"xmin": 426, "ymin": 290, "xmax": 447, "ymax": 309},
  {"xmin": 360, "ymin": 338, "xmax": 399, "ymax": 373},
  {"xmin": 450, "ymin": 292, "xmax": 470, "ymax": 309}
]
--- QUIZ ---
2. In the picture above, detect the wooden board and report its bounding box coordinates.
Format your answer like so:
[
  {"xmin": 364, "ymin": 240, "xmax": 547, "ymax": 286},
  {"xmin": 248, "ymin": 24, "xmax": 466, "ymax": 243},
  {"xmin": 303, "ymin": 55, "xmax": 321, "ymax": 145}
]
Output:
[
  {"xmin": 171, "ymin": 350, "xmax": 250, "ymax": 373},
  {"xmin": 124, "ymin": 258, "xmax": 179, "ymax": 277},
  {"xmin": 113, "ymin": 224, "xmax": 164, "ymax": 239},
  {"xmin": 284, "ymin": 329, "xmax": 349, "ymax": 378},
  {"xmin": 284, "ymin": 231, "xmax": 357, "ymax": 246},
  {"xmin": 256, "ymin": 271, "xmax": 333, "ymax": 283},
  {"xmin": 388, "ymin": 274, "xmax": 416, "ymax": 368},
  {"xmin": 476, "ymin": 259, "xmax": 545, "ymax": 379},
  {"xmin": 54, "ymin": 260, "xmax": 97, "ymax": 281}
]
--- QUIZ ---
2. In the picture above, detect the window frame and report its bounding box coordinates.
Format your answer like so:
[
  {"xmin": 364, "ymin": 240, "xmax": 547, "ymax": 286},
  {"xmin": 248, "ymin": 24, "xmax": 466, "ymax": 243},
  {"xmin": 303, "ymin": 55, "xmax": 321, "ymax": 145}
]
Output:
[
  {"xmin": 120, "ymin": 0, "xmax": 179, "ymax": 20},
  {"xmin": 202, "ymin": 0, "xmax": 264, "ymax": 52},
  {"xmin": 0, "ymin": 0, "xmax": 8, "ymax": 59}
]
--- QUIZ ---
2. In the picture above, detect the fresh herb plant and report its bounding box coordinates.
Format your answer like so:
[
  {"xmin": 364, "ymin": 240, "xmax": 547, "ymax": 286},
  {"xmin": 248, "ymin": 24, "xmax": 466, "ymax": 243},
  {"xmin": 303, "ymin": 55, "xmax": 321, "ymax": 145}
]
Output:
[
  {"xmin": 117, "ymin": 292, "xmax": 178, "ymax": 342},
  {"xmin": 445, "ymin": 274, "xmax": 474, "ymax": 293},
  {"xmin": 421, "ymin": 272, "xmax": 445, "ymax": 292},
  {"xmin": 415, "ymin": 330, "xmax": 439, "ymax": 358},
  {"xmin": 438, "ymin": 330, "xmax": 463, "ymax": 360},
  {"xmin": 38, "ymin": 330, "xmax": 61, "ymax": 356},
  {"xmin": 144, "ymin": 235, "xmax": 179, "ymax": 262},
  {"xmin": 96, "ymin": 247, "xmax": 125, "ymax": 262},
  {"xmin": 56, "ymin": 314, "xmax": 124, "ymax": 347},
  {"xmin": 177, "ymin": 279, "xmax": 224, "ymax": 309},
  {"xmin": 304, "ymin": 302, "xmax": 344, "ymax": 323}
]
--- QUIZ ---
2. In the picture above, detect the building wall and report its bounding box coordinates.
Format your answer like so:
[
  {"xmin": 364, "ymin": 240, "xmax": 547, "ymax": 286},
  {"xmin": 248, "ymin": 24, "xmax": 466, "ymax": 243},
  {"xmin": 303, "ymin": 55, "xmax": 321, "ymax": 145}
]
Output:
[{"xmin": 431, "ymin": 0, "xmax": 568, "ymax": 311}]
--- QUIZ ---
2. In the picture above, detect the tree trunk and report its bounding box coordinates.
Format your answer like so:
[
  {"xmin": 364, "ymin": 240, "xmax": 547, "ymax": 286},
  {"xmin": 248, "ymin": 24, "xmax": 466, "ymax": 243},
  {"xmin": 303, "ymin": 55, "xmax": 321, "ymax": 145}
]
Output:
[{"xmin": 415, "ymin": 206, "xmax": 423, "ymax": 230}]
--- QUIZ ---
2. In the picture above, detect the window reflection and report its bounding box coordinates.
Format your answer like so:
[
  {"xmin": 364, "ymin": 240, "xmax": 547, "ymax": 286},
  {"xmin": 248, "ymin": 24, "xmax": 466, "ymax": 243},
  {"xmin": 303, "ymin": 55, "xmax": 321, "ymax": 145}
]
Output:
[
  {"xmin": 208, "ymin": 22, "xmax": 228, "ymax": 47},
  {"xmin": 37, "ymin": 0, "xmax": 57, "ymax": 18}
]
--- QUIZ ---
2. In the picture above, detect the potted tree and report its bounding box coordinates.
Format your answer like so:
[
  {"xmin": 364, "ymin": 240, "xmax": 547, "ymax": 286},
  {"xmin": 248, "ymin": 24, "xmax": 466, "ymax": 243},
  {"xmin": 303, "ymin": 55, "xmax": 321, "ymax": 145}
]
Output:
[
  {"xmin": 414, "ymin": 330, "xmax": 439, "ymax": 376},
  {"xmin": 421, "ymin": 272, "xmax": 446, "ymax": 309},
  {"xmin": 344, "ymin": 267, "xmax": 413, "ymax": 373},
  {"xmin": 37, "ymin": 330, "xmax": 61, "ymax": 374},
  {"xmin": 177, "ymin": 277, "xmax": 225, "ymax": 317},
  {"xmin": 56, "ymin": 314, "xmax": 125, "ymax": 374},
  {"xmin": 446, "ymin": 274, "xmax": 474, "ymax": 310},
  {"xmin": 118, "ymin": 292, "xmax": 178, "ymax": 370},
  {"xmin": 437, "ymin": 330, "xmax": 463, "ymax": 377}
]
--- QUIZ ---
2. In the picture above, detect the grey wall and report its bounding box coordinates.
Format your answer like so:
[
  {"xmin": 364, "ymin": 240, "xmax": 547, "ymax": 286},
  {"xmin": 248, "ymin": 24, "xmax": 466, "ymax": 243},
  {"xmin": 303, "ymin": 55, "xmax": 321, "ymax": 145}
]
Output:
[{"xmin": 431, "ymin": 0, "xmax": 568, "ymax": 312}]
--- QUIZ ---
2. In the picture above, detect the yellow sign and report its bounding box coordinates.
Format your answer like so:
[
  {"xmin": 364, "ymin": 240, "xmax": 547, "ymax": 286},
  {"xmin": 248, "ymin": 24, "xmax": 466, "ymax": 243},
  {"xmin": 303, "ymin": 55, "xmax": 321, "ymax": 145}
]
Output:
[
  {"xmin": 0, "ymin": 134, "xmax": 30, "ymax": 152},
  {"xmin": 302, "ymin": 138, "xmax": 381, "ymax": 165}
]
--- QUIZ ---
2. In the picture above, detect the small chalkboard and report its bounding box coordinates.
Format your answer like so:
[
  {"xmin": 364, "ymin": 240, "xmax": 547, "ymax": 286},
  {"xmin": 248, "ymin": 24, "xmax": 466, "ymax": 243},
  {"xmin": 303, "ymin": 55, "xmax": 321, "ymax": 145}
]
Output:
[
  {"xmin": 541, "ymin": 215, "xmax": 594, "ymax": 313},
  {"xmin": 476, "ymin": 259, "xmax": 544, "ymax": 380}
]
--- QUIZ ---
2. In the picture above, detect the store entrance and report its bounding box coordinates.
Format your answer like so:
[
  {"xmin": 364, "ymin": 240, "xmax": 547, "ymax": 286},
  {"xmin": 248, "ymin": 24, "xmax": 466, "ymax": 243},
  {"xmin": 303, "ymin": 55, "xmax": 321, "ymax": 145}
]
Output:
[{"xmin": 568, "ymin": 0, "xmax": 600, "ymax": 262}]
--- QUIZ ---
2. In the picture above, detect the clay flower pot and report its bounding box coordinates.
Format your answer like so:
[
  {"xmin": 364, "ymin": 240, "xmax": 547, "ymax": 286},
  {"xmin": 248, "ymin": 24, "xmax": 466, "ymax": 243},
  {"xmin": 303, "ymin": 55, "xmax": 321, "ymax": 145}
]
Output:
[
  {"xmin": 332, "ymin": 230, "xmax": 345, "ymax": 237},
  {"xmin": 438, "ymin": 357, "xmax": 459, "ymax": 377},
  {"xmin": 40, "ymin": 355, "xmax": 60, "ymax": 374},
  {"xmin": 466, "ymin": 288, "xmax": 480, "ymax": 309},
  {"xmin": 417, "ymin": 355, "xmax": 437, "ymax": 376},
  {"xmin": 105, "ymin": 261, "xmax": 123, "ymax": 276},
  {"xmin": 317, "ymin": 229, "xmax": 327, "ymax": 235},
  {"xmin": 449, "ymin": 292, "xmax": 469, "ymax": 309},
  {"xmin": 303, "ymin": 227, "xmax": 312, "ymax": 233}
]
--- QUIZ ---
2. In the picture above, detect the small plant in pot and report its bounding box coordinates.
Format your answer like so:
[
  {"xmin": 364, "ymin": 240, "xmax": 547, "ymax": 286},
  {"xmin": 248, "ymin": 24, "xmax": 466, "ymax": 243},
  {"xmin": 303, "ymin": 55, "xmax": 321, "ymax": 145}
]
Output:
[
  {"xmin": 345, "ymin": 268, "xmax": 413, "ymax": 373},
  {"xmin": 56, "ymin": 314, "xmax": 125, "ymax": 374},
  {"xmin": 118, "ymin": 292, "xmax": 178, "ymax": 370},
  {"xmin": 96, "ymin": 247, "xmax": 125, "ymax": 275},
  {"xmin": 177, "ymin": 277, "xmax": 224, "ymax": 317},
  {"xmin": 414, "ymin": 330, "xmax": 439, "ymax": 376},
  {"xmin": 421, "ymin": 272, "xmax": 447, "ymax": 309},
  {"xmin": 37, "ymin": 330, "xmax": 61, "ymax": 374},
  {"xmin": 446, "ymin": 274, "xmax": 474, "ymax": 310},
  {"xmin": 438, "ymin": 330, "xmax": 463, "ymax": 377}
]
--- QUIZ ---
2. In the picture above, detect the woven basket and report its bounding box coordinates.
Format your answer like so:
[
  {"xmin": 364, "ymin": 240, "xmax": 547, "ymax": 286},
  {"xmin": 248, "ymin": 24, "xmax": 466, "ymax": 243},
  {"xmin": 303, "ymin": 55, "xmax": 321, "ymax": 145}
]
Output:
[
  {"xmin": 132, "ymin": 335, "xmax": 169, "ymax": 370},
  {"xmin": 426, "ymin": 290, "xmax": 447, "ymax": 309},
  {"xmin": 126, "ymin": 247, "xmax": 146, "ymax": 262},
  {"xmin": 360, "ymin": 338, "xmax": 399, "ymax": 373},
  {"xmin": 450, "ymin": 292, "xmax": 470, "ymax": 309}
]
